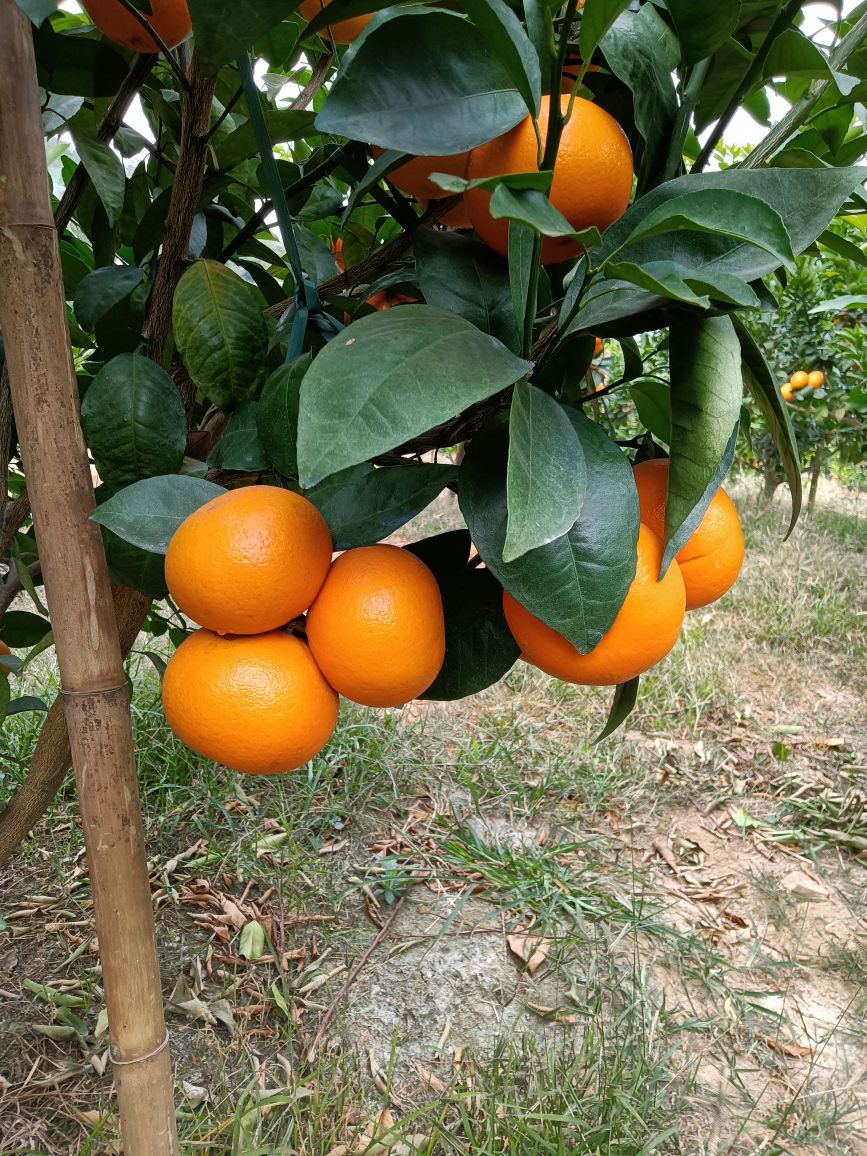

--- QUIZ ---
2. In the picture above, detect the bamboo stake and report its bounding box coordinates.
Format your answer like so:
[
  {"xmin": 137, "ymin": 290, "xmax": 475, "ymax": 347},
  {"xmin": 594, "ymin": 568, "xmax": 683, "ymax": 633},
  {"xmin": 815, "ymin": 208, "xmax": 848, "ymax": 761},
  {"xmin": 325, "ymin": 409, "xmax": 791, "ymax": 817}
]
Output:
[{"xmin": 0, "ymin": 4, "xmax": 178, "ymax": 1151}]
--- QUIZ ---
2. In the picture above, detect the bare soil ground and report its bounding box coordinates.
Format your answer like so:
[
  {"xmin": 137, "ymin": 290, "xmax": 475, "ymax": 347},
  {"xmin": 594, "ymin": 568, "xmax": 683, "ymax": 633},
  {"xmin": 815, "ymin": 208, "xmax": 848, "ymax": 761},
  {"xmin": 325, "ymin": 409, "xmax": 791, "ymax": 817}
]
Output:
[{"xmin": 1, "ymin": 476, "xmax": 865, "ymax": 1154}]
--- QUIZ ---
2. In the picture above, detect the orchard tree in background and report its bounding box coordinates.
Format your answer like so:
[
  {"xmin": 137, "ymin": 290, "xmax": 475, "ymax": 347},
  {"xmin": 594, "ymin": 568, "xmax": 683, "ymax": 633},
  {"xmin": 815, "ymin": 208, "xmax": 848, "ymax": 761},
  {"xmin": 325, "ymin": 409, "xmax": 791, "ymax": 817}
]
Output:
[{"xmin": 1, "ymin": 0, "xmax": 866, "ymax": 900}]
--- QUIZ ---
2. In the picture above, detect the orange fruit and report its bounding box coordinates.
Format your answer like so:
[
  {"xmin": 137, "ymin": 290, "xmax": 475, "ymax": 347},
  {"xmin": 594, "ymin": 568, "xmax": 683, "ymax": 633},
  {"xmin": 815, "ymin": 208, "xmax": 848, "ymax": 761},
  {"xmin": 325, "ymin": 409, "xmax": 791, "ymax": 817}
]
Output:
[
  {"xmin": 632, "ymin": 458, "xmax": 744, "ymax": 611},
  {"xmin": 594, "ymin": 337, "xmax": 604, "ymax": 357},
  {"xmin": 165, "ymin": 486, "xmax": 332, "ymax": 635},
  {"xmin": 790, "ymin": 370, "xmax": 810, "ymax": 390},
  {"xmin": 365, "ymin": 289, "xmax": 417, "ymax": 310},
  {"xmin": 306, "ymin": 544, "xmax": 445, "ymax": 706},
  {"xmin": 162, "ymin": 630, "xmax": 338, "ymax": 775},
  {"xmin": 299, "ymin": 0, "xmax": 372, "ymax": 43},
  {"xmin": 781, "ymin": 383, "xmax": 793, "ymax": 401},
  {"xmin": 464, "ymin": 95, "xmax": 633, "ymax": 265},
  {"xmin": 503, "ymin": 525, "xmax": 685, "ymax": 686},
  {"xmin": 808, "ymin": 370, "xmax": 824, "ymax": 388},
  {"xmin": 372, "ymin": 147, "xmax": 472, "ymax": 228},
  {"xmin": 331, "ymin": 236, "xmax": 345, "ymax": 272},
  {"xmin": 0, "ymin": 639, "xmax": 10, "ymax": 678},
  {"xmin": 81, "ymin": 0, "xmax": 191, "ymax": 52}
]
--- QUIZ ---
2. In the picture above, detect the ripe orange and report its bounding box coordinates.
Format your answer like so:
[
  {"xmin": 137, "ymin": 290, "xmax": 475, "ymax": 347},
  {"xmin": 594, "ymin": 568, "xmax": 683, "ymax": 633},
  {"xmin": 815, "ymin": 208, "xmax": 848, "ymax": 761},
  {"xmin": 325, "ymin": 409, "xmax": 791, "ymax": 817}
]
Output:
[
  {"xmin": 632, "ymin": 458, "xmax": 744, "ymax": 611},
  {"xmin": 503, "ymin": 525, "xmax": 685, "ymax": 686},
  {"xmin": 790, "ymin": 370, "xmax": 810, "ymax": 390},
  {"xmin": 162, "ymin": 629, "xmax": 338, "ymax": 775},
  {"xmin": 306, "ymin": 544, "xmax": 445, "ymax": 706},
  {"xmin": 781, "ymin": 382, "xmax": 793, "ymax": 401},
  {"xmin": 82, "ymin": 0, "xmax": 191, "ymax": 52},
  {"xmin": 365, "ymin": 289, "xmax": 417, "ymax": 310},
  {"xmin": 594, "ymin": 337, "xmax": 603, "ymax": 357},
  {"xmin": 0, "ymin": 639, "xmax": 10, "ymax": 678},
  {"xmin": 372, "ymin": 148, "xmax": 472, "ymax": 228},
  {"xmin": 299, "ymin": 0, "xmax": 371, "ymax": 43},
  {"xmin": 165, "ymin": 486, "xmax": 332, "ymax": 635},
  {"xmin": 808, "ymin": 370, "xmax": 824, "ymax": 388},
  {"xmin": 464, "ymin": 95, "xmax": 633, "ymax": 264}
]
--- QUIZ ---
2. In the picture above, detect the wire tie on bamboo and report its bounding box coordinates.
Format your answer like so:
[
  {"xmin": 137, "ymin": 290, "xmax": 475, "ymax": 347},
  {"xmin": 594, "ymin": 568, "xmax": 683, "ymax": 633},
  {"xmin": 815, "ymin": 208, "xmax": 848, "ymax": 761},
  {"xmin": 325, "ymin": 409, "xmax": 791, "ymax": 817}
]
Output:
[
  {"xmin": 60, "ymin": 681, "xmax": 130, "ymax": 697},
  {"xmin": 110, "ymin": 1029, "xmax": 170, "ymax": 1066}
]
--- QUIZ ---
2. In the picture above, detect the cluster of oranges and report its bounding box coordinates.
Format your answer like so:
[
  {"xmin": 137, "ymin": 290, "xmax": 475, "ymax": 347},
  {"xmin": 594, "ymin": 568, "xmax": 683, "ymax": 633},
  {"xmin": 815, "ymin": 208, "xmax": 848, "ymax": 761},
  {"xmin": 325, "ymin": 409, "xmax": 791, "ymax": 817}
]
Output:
[
  {"xmin": 781, "ymin": 369, "xmax": 824, "ymax": 402},
  {"xmin": 159, "ymin": 463, "xmax": 743, "ymax": 777}
]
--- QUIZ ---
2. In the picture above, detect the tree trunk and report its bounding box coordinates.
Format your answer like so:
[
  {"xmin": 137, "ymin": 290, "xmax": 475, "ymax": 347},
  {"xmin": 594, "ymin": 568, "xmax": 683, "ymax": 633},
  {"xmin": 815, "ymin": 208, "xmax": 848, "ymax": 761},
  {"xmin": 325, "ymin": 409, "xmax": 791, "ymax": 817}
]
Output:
[
  {"xmin": 807, "ymin": 445, "xmax": 823, "ymax": 515},
  {"xmin": 0, "ymin": 4, "xmax": 178, "ymax": 1150}
]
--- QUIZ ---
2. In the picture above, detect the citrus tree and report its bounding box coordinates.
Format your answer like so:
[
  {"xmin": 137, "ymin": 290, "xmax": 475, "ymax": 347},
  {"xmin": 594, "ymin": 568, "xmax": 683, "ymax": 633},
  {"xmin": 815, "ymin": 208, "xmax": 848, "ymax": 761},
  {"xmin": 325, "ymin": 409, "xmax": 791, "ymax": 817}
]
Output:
[{"xmin": 2, "ymin": 0, "xmax": 867, "ymax": 853}]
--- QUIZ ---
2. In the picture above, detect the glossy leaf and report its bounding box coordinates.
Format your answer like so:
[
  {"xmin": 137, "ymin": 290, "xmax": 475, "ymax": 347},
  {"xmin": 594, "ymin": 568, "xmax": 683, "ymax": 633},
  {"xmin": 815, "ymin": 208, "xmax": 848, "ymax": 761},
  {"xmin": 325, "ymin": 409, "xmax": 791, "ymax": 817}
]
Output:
[
  {"xmin": 70, "ymin": 121, "xmax": 126, "ymax": 229},
  {"xmin": 34, "ymin": 22, "xmax": 128, "ymax": 97},
  {"xmin": 296, "ymin": 305, "xmax": 532, "ymax": 487},
  {"xmin": 81, "ymin": 354, "xmax": 187, "ymax": 486},
  {"xmin": 503, "ymin": 382, "xmax": 586, "ymax": 563},
  {"xmin": 458, "ymin": 0, "xmax": 541, "ymax": 117},
  {"xmin": 578, "ymin": 0, "xmax": 632, "ymax": 66},
  {"xmin": 257, "ymin": 355, "xmax": 309, "ymax": 479},
  {"xmin": 173, "ymin": 261, "xmax": 269, "ymax": 410},
  {"xmin": 187, "ymin": 0, "xmax": 291, "ymax": 73},
  {"xmin": 663, "ymin": 315, "xmax": 742, "ymax": 574},
  {"xmin": 595, "ymin": 676, "xmax": 639, "ymax": 742},
  {"xmin": 90, "ymin": 476, "xmax": 226, "ymax": 554},
  {"xmin": 459, "ymin": 410, "xmax": 639, "ymax": 652},
  {"xmin": 316, "ymin": 9, "xmax": 529, "ymax": 154},
  {"xmin": 663, "ymin": 0, "xmax": 740, "ymax": 65},
  {"xmin": 605, "ymin": 260, "xmax": 710, "ymax": 308},
  {"xmin": 414, "ymin": 227, "xmax": 520, "ymax": 353},
  {"xmin": 102, "ymin": 527, "xmax": 169, "ymax": 599},
  {"xmin": 0, "ymin": 611, "xmax": 51, "ymax": 648},
  {"xmin": 213, "ymin": 110, "xmax": 316, "ymax": 172},
  {"xmin": 7, "ymin": 695, "xmax": 50, "ymax": 716},
  {"xmin": 74, "ymin": 265, "xmax": 145, "ymax": 332},
  {"xmin": 509, "ymin": 222, "xmax": 536, "ymax": 348},
  {"xmin": 208, "ymin": 401, "xmax": 269, "ymax": 471},
  {"xmin": 490, "ymin": 185, "xmax": 602, "ymax": 248},
  {"xmin": 630, "ymin": 378, "xmax": 671, "ymax": 444},
  {"xmin": 304, "ymin": 462, "xmax": 457, "ymax": 550}
]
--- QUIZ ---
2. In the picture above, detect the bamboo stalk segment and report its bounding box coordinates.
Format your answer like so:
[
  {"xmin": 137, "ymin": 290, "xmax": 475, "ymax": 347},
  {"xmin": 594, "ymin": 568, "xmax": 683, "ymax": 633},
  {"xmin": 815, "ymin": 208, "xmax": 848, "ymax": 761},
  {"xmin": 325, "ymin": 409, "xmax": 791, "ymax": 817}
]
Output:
[{"xmin": 0, "ymin": 3, "xmax": 178, "ymax": 1150}]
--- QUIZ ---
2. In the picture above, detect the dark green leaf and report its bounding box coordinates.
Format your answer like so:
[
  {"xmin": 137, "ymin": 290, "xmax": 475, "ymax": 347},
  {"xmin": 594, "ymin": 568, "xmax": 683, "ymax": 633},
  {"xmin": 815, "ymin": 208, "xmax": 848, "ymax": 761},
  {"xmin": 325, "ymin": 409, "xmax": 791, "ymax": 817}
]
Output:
[
  {"xmin": 102, "ymin": 528, "xmax": 169, "ymax": 599},
  {"xmin": 257, "ymin": 355, "xmax": 309, "ymax": 479},
  {"xmin": 74, "ymin": 265, "xmax": 145, "ymax": 333},
  {"xmin": 0, "ymin": 611, "xmax": 51, "ymax": 648},
  {"xmin": 294, "ymin": 224, "xmax": 340, "ymax": 285},
  {"xmin": 595, "ymin": 677, "xmax": 639, "ymax": 742},
  {"xmin": 0, "ymin": 677, "xmax": 9, "ymax": 728},
  {"xmin": 187, "ymin": 0, "xmax": 291, "ymax": 73},
  {"xmin": 173, "ymin": 260, "xmax": 269, "ymax": 410},
  {"xmin": 213, "ymin": 110, "xmax": 316, "ymax": 171},
  {"xmin": 304, "ymin": 462, "xmax": 457, "ymax": 550},
  {"xmin": 90, "ymin": 476, "xmax": 227, "ymax": 554},
  {"xmin": 70, "ymin": 121, "xmax": 126, "ymax": 228},
  {"xmin": 509, "ymin": 222, "xmax": 536, "ymax": 348},
  {"xmin": 316, "ymin": 10, "xmax": 529, "ymax": 154},
  {"xmin": 734, "ymin": 316, "xmax": 801, "ymax": 536},
  {"xmin": 405, "ymin": 528, "xmax": 471, "ymax": 573},
  {"xmin": 630, "ymin": 378, "xmax": 671, "ymax": 443},
  {"xmin": 208, "ymin": 401, "xmax": 269, "ymax": 471},
  {"xmin": 459, "ymin": 410, "xmax": 639, "ymax": 652},
  {"xmin": 415, "ymin": 227, "xmax": 520, "ymax": 353},
  {"xmin": 817, "ymin": 228, "xmax": 867, "ymax": 268},
  {"xmin": 81, "ymin": 354, "xmax": 187, "ymax": 485},
  {"xmin": 763, "ymin": 29, "xmax": 834, "ymax": 84},
  {"xmin": 296, "ymin": 305, "xmax": 532, "ymax": 487},
  {"xmin": 579, "ymin": 0, "xmax": 632, "ymax": 66},
  {"xmin": 663, "ymin": 0, "xmax": 740, "ymax": 65},
  {"xmin": 458, "ymin": 0, "xmax": 541, "ymax": 117},
  {"xmin": 34, "ymin": 22, "xmax": 128, "ymax": 96},
  {"xmin": 605, "ymin": 260, "xmax": 710, "ymax": 308},
  {"xmin": 663, "ymin": 315, "xmax": 742, "ymax": 573},
  {"xmin": 490, "ymin": 185, "xmax": 602, "ymax": 248},
  {"xmin": 523, "ymin": 0, "xmax": 556, "ymax": 95},
  {"xmin": 7, "ymin": 695, "xmax": 49, "ymax": 716},
  {"xmin": 503, "ymin": 382, "xmax": 586, "ymax": 563}
]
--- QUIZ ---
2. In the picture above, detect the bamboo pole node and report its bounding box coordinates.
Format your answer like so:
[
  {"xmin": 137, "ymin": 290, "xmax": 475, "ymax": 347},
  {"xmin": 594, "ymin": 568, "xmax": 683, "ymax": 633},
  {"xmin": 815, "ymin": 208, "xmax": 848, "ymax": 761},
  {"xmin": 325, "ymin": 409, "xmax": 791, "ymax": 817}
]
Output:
[
  {"xmin": 110, "ymin": 1030, "xmax": 170, "ymax": 1066},
  {"xmin": 60, "ymin": 682, "xmax": 130, "ymax": 697}
]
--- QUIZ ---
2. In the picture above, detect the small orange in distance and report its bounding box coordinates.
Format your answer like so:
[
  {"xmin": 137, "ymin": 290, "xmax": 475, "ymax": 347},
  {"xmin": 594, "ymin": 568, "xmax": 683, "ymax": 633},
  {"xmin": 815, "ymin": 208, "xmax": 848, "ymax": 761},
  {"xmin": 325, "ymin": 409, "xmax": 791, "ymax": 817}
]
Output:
[
  {"xmin": 0, "ymin": 639, "xmax": 10, "ymax": 678},
  {"xmin": 81, "ymin": 0, "xmax": 191, "ymax": 53},
  {"xmin": 165, "ymin": 486, "xmax": 332, "ymax": 636},
  {"xmin": 633, "ymin": 458, "xmax": 745, "ymax": 611},
  {"xmin": 594, "ymin": 337, "xmax": 604, "ymax": 357},
  {"xmin": 790, "ymin": 370, "xmax": 810, "ymax": 390},
  {"xmin": 306, "ymin": 544, "xmax": 445, "ymax": 707},
  {"xmin": 464, "ymin": 94, "xmax": 633, "ymax": 265},
  {"xmin": 162, "ymin": 630, "xmax": 338, "ymax": 775},
  {"xmin": 808, "ymin": 370, "xmax": 824, "ymax": 388},
  {"xmin": 503, "ymin": 525, "xmax": 685, "ymax": 686},
  {"xmin": 781, "ymin": 382, "xmax": 793, "ymax": 401},
  {"xmin": 299, "ymin": 0, "xmax": 372, "ymax": 43}
]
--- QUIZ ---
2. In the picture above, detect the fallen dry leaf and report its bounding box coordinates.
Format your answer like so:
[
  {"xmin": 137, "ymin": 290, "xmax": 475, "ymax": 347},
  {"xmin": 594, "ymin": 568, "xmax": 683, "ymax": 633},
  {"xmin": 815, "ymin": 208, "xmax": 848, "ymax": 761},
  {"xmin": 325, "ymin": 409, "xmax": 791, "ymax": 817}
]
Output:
[
  {"xmin": 506, "ymin": 933, "xmax": 550, "ymax": 975},
  {"xmin": 780, "ymin": 870, "xmax": 829, "ymax": 901},
  {"xmin": 414, "ymin": 1061, "xmax": 447, "ymax": 1094},
  {"xmin": 756, "ymin": 1031, "xmax": 812, "ymax": 1058}
]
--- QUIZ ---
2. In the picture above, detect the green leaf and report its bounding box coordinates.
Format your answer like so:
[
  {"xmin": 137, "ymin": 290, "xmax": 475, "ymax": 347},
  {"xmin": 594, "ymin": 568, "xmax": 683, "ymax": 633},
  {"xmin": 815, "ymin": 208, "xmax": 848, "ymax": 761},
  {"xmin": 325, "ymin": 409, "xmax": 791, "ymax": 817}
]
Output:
[
  {"xmin": 421, "ymin": 565, "xmax": 519, "ymax": 700},
  {"xmin": 489, "ymin": 186, "xmax": 602, "ymax": 248},
  {"xmin": 415, "ymin": 227, "xmax": 520, "ymax": 353},
  {"xmin": 763, "ymin": 29, "xmax": 834, "ymax": 84},
  {"xmin": 630, "ymin": 379, "xmax": 671, "ymax": 444},
  {"xmin": 459, "ymin": 410, "xmax": 639, "ymax": 652},
  {"xmin": 304, "ymin": 462, "xmax": 457, "ymax": 550},
  {"xmin": 73, "ymin": 265, "xmax": 145, "ymax": 332},
  {"xmin": 208, "ymin": 401, "xmax": 269, "ymax": 471},
  {"xmin": 595, "ymin": 676, "xmax": 639, "ymax": 742},
  {"xmin": 429, "ymin": 170, "xmax": 552, "ymax": 195},
  {"xmin": 296, "ymin": 305, "xmax": 532, "ymax": 487},
  {"xmin": 7, "ymin": 695, "xmax": 50, "ymax": 716},
  {"xmin": 663, "ymin": 315, "xmax": 742, "ymax": 574},
  {"xmin": 187, "ymin": 0, "xmax": 291, "ymax": 73},
  {"xmin": 34, "ymin": 21, "xmax": 128, "ymax": 97},
  {"xmin": 523, "ymin": 0, "xmax": 556, "ymax": 95},
  {"xmin": 213, "ymin": 110, "xmax": 316, "ymax": 172},
  {"xmin": 90, "ymin": 476, "xmax": 227, "ymax": 554},
  {"xmin": 315, "ymin": 9, "xmax": 529, "ymax": 154},
  {"xmin": 239, "ymin": 920, "xmax": 266, "ymax": 962},
  {"xmin": 508, "ymin": 222, "xmax": 536, "ymax": 349},
  {"xmin": 579, "ymin": 0, "xmax": 632, "ymax": 66},
  {"xmin": 70, "ymin": 121, "xmax": 126, "ymax": 229},
  {"xmin": 503, "ymin": 382, "xmax": 586, "ymax": 563},
  {"xmin": 172, "ymin": 261, "xmax": 269, "ymax": 410},
  {"xmin": 663, "ymin": 0, "xmax": 740, "ymax": 65},
  {"xmin": 816, "ymin": 229, "xmax": 867, "ymax": 268},
  {"xmin": 0, "ymin": 676, "xmax": 8, "ymax": 728},
  {"xmin": 257, "ymin": 356, "xmax": 308, "ymax": 480},
  {"xmin": 457, "ymin": 0, "xmax": 541, "ymax": 118},
  {"xmin": 81, "ymin": 354, "xmax": 187, "ymax": 486},
  {"xmin": 734, "ymin": 317, "xmax": 801, "ymax": 537},
  {"xmin": 622, "ymin": 190, "xmax": 796, "ymax": 272},
  {"xmin": 605, "ymin": 260, "xmax": 710, "ymax": 308},
  {"xmin": 0, "ymin": 611, "xmax": 51, "ymax": 648},
  {"xmin": 102, "ymin": 528, "xmax": 169, "ymax": 599}
]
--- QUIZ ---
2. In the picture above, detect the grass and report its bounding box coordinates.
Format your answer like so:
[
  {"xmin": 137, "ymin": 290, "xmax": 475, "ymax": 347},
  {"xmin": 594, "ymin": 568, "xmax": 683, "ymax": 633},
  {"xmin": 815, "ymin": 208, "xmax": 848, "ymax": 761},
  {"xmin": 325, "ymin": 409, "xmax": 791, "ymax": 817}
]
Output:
[{"xmin": 1, "ymin": 480, "xmax": 866, "ymax": 1153}]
